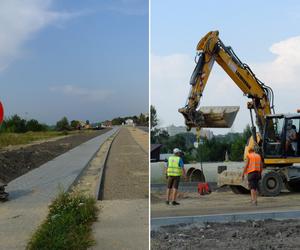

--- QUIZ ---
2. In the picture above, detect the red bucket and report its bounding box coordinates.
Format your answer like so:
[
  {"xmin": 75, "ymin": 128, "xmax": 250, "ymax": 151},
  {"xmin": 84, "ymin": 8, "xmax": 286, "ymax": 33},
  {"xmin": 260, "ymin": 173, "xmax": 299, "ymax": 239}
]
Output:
[{"xmin": 198, "ymin": 182, "xmax": 211, "ymax": 195}]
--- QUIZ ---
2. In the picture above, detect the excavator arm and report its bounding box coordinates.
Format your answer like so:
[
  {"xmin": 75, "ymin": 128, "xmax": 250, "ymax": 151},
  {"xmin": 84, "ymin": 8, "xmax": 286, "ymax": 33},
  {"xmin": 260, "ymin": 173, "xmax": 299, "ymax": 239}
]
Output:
[{"xmin": 179, "ymin": 31, "xmax": 275, "ymax": 137}]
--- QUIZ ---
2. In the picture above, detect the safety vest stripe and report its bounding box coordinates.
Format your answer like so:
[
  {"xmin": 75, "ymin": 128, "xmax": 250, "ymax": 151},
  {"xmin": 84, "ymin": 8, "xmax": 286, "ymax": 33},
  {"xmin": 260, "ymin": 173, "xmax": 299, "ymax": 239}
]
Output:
[{"xmin": 247, "ymin": 153, "xmax": 261, "ymax": 174}]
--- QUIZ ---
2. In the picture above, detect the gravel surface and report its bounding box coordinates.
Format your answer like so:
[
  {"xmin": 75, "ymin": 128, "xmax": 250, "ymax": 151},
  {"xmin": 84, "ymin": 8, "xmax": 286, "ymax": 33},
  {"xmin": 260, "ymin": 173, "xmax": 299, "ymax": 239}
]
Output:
[
  {"xmin": 91, "ymin": 127, "xmax": 149, "ymax": 249},
  {"xmin": 101, "ymin": 127, "xmax": 148, "ymax": 200},
  {"xmin": 0, "ymin": 129, "xmax": 111, "ymax": 183},
  {"xmin": 151, "ymin": 219, "xmax": 300, "ymax": 250}
]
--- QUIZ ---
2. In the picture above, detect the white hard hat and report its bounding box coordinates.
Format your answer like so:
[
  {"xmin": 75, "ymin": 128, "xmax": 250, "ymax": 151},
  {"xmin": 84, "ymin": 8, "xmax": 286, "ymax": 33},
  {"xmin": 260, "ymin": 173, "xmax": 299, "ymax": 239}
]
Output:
[{"xmin": 173, "ymin": 148, "xmax": 181, "ymax": 154}]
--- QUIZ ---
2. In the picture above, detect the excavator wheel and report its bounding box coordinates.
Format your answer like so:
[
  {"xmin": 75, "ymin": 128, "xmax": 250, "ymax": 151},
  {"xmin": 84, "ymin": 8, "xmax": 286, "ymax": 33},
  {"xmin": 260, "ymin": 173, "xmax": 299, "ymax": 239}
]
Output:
[
  {"xmin": 259, "ymin": 172, "xmax": 283, "ymax": 196},
  {"xmin": 229, "ymin": 185, "xmax": 250, "ymax": 194}
]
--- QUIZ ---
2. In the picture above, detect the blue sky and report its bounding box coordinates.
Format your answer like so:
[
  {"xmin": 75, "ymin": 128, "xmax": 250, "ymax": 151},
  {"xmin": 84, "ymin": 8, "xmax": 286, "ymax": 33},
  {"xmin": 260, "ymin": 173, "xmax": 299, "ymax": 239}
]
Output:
[
  {"xmin": 0, "ymin": 0, "xmax": 148, "ymax": 124},
  {"xmin": 151, "ymin": 0, "xmax": 300, "ymax": 133}
]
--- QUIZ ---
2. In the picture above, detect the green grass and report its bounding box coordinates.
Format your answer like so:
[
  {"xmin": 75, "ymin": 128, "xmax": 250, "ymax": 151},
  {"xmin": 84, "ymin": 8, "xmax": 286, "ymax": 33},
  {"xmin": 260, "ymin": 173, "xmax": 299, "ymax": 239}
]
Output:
[
  {"xmin": 0, "ymin": 130, "xmax": 98, "ymax": 149},
  {"xmin": 0, "ymin": 131, "xmax": 65, "ymax": 148},
  {"xmin": 27, "ymin": 191, "xmax": 98, "ymax": 250}
]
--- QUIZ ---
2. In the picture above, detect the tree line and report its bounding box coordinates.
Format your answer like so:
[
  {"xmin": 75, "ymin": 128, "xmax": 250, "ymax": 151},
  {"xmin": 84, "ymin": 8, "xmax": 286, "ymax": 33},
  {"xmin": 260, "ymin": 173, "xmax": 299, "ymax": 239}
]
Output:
[
  {"xmin": 150, "ymin": 105, "xmax": 251, "ymax": 162},
  {"xmin": 0, "ymin": 115, "xmax": 91, "ymax": 133},
  {"xmin": 110, "ymin": 113, "xmax": 148, "ymax": 126},
  {"xmin": 0, "ymin": 112, "xmax": 149, "ymax": 134}
]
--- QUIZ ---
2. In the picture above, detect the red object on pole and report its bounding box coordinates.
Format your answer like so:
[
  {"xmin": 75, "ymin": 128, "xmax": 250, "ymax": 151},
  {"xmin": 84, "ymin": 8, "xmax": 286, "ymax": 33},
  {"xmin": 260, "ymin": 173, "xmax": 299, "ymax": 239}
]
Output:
[{"xmin": 0, "ymin": 101, "xmax": 4, "ymax": 124}]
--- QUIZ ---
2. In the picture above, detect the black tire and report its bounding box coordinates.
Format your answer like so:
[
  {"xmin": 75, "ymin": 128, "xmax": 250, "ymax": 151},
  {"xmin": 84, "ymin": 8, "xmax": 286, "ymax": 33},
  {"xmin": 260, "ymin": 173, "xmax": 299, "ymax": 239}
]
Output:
[
  {"xmin": 259, "ymin": 172, "xmax": 283, "ymax": 196},
  {"xmin": 285, "ymin": 181, "xmax": 300, "ymax": 192},
  {"xmin": 190, "ymin": 169, "xmax": 205, "ymax": 182},
  {"xmin": 218, "ymin": 165, "xmax": 227, "ymax": 174},
  {"xmin": 230, "ymin": 185, "xmax": 250, "ymax": 194},
  {"xmin": 0, "ymin": 192, "xmax": 9, "ymax": 201}
]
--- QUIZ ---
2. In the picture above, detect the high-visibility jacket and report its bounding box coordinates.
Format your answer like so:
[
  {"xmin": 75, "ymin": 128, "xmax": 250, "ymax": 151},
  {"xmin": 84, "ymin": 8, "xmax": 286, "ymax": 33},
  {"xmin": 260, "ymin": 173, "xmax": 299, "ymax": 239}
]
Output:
[
  {"xmin": 167, "ymin": 156, "xmax": 182, "ymax": 176},
  {"xmin": 246, "ymin": 152, "xmax": 262, "ymax": 174}
]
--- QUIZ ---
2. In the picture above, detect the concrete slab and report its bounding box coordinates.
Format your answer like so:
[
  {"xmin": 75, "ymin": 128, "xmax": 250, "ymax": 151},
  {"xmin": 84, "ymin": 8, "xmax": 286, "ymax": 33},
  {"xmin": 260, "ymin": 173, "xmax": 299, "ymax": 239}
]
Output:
[
  {"xmin": 90, "ymin": 199, "xmax": 149, "ymax": 250},
  {"xmin": 0, "ymin": 127, "xmax": 119, "ymax": 250}
]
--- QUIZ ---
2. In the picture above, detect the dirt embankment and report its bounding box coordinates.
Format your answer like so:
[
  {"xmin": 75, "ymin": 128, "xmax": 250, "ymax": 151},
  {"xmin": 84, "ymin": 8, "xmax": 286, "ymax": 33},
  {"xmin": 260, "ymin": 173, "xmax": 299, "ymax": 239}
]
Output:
[
  {"xmin": 151, "ymin": 219, "xmax": 300, "ymax": 250},
  {"xmin": 0, "ymin": 129, "xmax": 110, "ymax": 183}
]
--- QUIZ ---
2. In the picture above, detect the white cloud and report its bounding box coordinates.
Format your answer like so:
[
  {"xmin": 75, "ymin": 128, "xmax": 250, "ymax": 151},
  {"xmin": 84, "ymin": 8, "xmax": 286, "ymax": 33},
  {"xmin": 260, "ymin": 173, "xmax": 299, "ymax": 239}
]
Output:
[
  {"xmin": 255, "ymin": 36, "xmax": 300, "ymax": 88},
  {"xmin": 0, "ymin": 0, "xmax": 82, "ymax": 71},
  {"xmin": 50, "ymin": 85, "xmax": 113, "ymax": 102},
  {"xmin": 151, "ymin": 35, "xmax": 300, "ymax": 133}
]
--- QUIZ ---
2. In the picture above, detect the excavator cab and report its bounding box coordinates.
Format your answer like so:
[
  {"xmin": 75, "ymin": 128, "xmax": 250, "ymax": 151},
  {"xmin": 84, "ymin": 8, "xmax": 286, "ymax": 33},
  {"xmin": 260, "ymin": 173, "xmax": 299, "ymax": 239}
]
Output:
[{"xmin": 263, "ymin": 114, "xmax": 300, "ymax": 160}]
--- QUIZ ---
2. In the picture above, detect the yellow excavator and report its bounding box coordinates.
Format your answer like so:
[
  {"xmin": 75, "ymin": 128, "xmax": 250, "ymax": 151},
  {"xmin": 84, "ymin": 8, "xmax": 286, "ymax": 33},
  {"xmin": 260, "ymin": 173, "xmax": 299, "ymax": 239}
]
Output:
[{"xmin": 179, "ymin": 31, "xmax": 300, "ymax": 196}]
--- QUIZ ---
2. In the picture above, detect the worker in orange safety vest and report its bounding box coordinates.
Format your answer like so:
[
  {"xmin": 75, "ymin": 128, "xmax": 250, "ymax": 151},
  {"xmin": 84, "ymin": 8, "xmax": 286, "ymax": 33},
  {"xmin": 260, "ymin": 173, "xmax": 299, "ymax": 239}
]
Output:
[{"xmin": 242, "ymin": 147, "xmax": 263, "ymax": 206}]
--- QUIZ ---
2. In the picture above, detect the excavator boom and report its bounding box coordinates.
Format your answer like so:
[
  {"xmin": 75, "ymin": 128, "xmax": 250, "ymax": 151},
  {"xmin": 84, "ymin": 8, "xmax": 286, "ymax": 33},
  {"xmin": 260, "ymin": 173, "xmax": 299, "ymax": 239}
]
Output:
[{"xmin": 179, "ymin": 31, "xmax": 274, "ymax": 136}]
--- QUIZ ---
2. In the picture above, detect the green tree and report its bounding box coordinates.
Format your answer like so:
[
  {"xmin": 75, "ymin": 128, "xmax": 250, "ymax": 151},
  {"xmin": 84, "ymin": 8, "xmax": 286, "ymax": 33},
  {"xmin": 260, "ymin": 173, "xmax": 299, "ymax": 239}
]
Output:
[
  {"xmin": 5, "ymin": 114, "xmax": 27, "ymax": 133},
  {"xmin": 70, "ymin": 120, "xmax": 80, "ymax": 130},
  {"xmin": 26, "ymin": 119, "xmax": 47, "ymax": 132},
  {"xmin": 112, "ymin": 117, "xmax": 125, "ymax": 125},
  {"xmin": 139, "ymin": 113, "xmax": 146, "ymax": 125},
  {"xmin": 56, "ymin": 117, "xmax": 70, "ymax": 131},
  {"xmin": 150, "ymin": 105, "xmax": 158, "ymax": 129}
]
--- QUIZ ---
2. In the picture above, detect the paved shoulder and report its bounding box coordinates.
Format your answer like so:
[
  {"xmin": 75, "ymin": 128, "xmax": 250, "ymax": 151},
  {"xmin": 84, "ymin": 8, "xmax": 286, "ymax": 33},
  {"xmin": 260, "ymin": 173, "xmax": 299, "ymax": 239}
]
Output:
[{"xmin": 0, "ymin": 128, "xmax": 119, "ymax": 250}]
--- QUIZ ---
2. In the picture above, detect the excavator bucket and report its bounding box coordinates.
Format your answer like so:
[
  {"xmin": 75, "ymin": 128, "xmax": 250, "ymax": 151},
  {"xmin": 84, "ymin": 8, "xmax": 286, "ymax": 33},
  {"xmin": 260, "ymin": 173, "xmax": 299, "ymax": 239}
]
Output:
[
  {"xmin": 179, "ymin": 106, "xmax": 239, "ymax": 129},
  {"xmin": 198, "ymin": 106, "xmax": 239, "ymax": 128}
]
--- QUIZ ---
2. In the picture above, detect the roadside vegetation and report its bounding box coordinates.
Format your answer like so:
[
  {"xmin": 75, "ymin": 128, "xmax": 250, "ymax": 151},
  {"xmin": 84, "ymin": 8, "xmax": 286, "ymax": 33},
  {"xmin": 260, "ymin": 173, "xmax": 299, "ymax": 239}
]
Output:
[
  {"xmin": 0, "ymin": 115, "xmax": 101, "ymax": 148},
  {"xmin": 0, "ymin": 131, "xmax": 65, "ymax": 148},
  {"xmin": 107, "ymin": 112, "xmax": 149, "ymax": 126},
  {"xmin": 151, "ymin": 105, "xmax": 251, "ymax": 162},
  {"xmin": 27, "ymin": 191, "xmax": 98, "ymax": 250}
]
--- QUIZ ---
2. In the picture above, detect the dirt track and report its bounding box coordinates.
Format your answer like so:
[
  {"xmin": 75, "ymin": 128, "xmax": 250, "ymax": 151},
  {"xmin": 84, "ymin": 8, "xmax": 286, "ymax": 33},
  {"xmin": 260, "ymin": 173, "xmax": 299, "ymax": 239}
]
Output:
[
  {"xmin": 151, "ymin": 219, "xmax": 300, "ymax": 250},
  {"xmin": 0, "ymin": 129, "xmax": 110, "ymax": 183},
  {"xmin": 151, "ymin": 189, "xmax": 300, "ymax": 218},
  {"xmin": 91, "ymin": 127, "xmax": 149, "ymax": 249},
  {"xmin": 101, "ymin": 127, "xmax": 148, "ymax": 200}
]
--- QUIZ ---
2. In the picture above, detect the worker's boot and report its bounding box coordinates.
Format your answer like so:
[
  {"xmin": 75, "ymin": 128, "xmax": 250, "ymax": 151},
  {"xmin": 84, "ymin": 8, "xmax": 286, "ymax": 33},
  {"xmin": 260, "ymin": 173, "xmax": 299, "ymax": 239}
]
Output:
[
  {"xmin": 252, "ymin": 200, "xmax": 257, "ymax": 206},
  {"xmin": 172, "ymin": 201, "xmax": 180, "ymax": 206}
]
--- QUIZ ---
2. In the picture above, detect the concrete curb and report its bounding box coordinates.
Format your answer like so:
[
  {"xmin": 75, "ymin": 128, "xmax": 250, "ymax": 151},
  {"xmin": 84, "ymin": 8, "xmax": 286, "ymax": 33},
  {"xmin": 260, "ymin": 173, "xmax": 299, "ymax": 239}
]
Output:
[
  {"xmin": 95, "ymin": 127, "xmax": 121, "ymax": 200},
  {"xmin": 151, "ymin": 210, "xmax": 300, "ymax": 230},
  {"xmin": 69, "ymin": 128, "xmax": 119, "ymax": 193}
]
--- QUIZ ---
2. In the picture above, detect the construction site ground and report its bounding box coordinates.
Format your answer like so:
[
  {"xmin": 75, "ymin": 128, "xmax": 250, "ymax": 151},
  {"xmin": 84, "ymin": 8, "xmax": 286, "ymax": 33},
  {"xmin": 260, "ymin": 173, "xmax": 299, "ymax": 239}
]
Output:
[
  {"xmin": 151, "ymin": 187, "xmax": 300, "ymax": 249},
  {"xmin": 151, "ymin": 219, "xmax": 300, "ymax": 250},
  {"xmin": 151, "ymin": 188, "xmax": 300, "ymax": 218},
  {"xmin": 91, "ymin": 127, "xmax": 149, "ymax": 250},
  {"xmin": 0, "ymin": 129, "xmax": 111, "ymax": 183}
]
